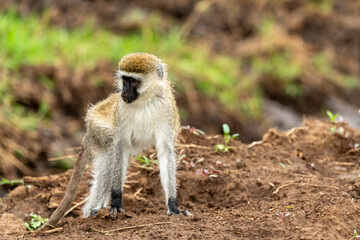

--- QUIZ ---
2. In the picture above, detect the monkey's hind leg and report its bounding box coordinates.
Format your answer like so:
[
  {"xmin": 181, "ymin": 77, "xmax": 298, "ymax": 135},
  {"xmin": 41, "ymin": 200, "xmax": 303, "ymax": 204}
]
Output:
[
  {"xmin": 156, "ymin": 137, "xmax": 191, "ymax": 216},
  {"xmin": 82, "ymin": 152, "xmax": 111, "ymax": 217},
  {"xmin": 109, "ymin": 145, "xmax": 130, "ymax": 218}
]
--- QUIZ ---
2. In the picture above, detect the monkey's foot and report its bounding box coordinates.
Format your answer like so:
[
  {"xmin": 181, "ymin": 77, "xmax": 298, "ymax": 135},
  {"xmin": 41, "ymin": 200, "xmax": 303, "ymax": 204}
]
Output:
[
  {"xmin": 167, "ymin": 197, "xmax": 192, "ymax": 216},
  {"xmin": 167, "ymin": 209, "xmax": 192, "ymax": 216},
  {"xmin": 109, "ymin": 207, "xmax": 125, "ymax": 219}
]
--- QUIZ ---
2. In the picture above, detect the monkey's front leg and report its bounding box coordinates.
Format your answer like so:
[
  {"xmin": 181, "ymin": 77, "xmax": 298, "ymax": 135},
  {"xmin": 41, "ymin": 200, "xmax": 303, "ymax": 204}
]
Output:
[
  {"xmin": 156, "ymin": 134, "xmax": 191, "ymax": 216},
  {"xmin": 109, "ymin": 144, "xmax": 129, "ymax": 218}
]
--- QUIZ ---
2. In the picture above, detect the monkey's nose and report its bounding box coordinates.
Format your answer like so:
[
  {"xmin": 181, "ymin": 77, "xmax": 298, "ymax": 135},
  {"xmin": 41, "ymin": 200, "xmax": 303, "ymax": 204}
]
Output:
[
  {"xmin": 121, "ymin": 92, "xmax": 135, "ymax": 103},
  {"xmin": 122, "ymin": 96, "xmax": 135, "ymax": 103}
]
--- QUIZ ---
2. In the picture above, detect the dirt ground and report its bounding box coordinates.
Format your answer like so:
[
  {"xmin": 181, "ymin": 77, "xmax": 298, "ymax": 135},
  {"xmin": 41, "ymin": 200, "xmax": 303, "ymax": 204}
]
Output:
[
  {"xmin": 1, "ymin": 119, "xmax": 360, "ymax": 239},
  {"xmin": 1, "ymin": 1, "xmax": 360, "ymax": 239}
]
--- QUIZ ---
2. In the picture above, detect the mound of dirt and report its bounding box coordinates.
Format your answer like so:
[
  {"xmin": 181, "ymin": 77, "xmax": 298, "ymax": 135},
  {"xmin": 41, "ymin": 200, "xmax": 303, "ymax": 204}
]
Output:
[
  {"xmin": 0, "ymin": 120, "xmax": 46, "ymax": 179},
  {"xmin": 1, "ymin": 119, "xmax": 359, "ymax": 239}
]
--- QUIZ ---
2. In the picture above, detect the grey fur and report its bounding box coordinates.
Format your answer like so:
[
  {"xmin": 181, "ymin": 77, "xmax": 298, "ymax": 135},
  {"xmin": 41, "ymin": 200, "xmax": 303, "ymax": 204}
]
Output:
[
  {"xmin": 43, "ymin": 53, "xmax": 188, "ymax": 229},
  {"xmin": 156, "ymin": 64, "xmax": 164, "ymax": 79},
  {"xmin": 82, "ymin": 150, "xmax": 111, "ymax": 217},
  {"xmin": 81, "ymin": 53, "xmax": 187, "ymax": 218}
]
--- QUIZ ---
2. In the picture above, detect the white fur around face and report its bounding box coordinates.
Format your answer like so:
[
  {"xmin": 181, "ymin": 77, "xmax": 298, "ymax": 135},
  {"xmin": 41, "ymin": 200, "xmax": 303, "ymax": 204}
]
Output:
[
  {"xmin": 115, "ymin": 70, "xmax": 166, "ymax": 95},
  {"xmin": 116, "ymin": 70, "xmax": 167, "ymax": 107},
  {"xmin": 115, "ymin": 70, "xmax": 144, "ymax": 92}
]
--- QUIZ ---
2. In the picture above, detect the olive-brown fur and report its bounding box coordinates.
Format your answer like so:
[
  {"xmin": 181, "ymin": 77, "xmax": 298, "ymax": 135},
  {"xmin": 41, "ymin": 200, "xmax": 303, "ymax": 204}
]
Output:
[{"xmin": 118, "ymin": 53, "xmax": 162, "ymax": 74}]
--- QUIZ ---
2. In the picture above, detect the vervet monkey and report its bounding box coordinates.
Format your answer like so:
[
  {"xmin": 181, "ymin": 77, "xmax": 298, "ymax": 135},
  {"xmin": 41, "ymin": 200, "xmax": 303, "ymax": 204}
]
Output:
[{"xmin": 44, "ymin": 53, "xmax": 189, "ymax": 228}]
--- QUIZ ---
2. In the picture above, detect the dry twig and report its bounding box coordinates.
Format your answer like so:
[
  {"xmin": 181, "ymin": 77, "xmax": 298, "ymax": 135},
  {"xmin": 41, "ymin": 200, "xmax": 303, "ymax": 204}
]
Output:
[
  {"xmin": 333, "ymin": 161, "xmax": 355, "ymax": 166},
  {"xmin": 286, "ymin": 126, "xmax": 308, "ymax": 136},
  {"xmin": 133, "ymin": 187, "xmax": 143, "ymax": 197},
  {"xmin": 127, "ymin": 171, "xmax": 141, "ymax": 178},
  {"xmin": 176, "ymin": 143, "xmax": 210, "ymax": 150},
  {"xmin": 344, "ymin": 148, "xmax": 360, "ymax": 156},
  {"xmin": 63, "ymin": 198, "xmax": 87, "ymax": 217},
  {"xmin": 65, "ymin": 146, "xmax": 82, "ymax": 152},
  {"xmin": 41, "ymin": 227, "xmax": 63, "ymax": 234},
  {"xmin": 48, "ymin": 155, "xmax": 78, "ymax": 161},
  {"xmin": 247, "ymin": 141, "xmax": 263, "ymax": 149},
  {"xmin": 91, "ymin": 221, "xmax": 172, "ymax": 234}
]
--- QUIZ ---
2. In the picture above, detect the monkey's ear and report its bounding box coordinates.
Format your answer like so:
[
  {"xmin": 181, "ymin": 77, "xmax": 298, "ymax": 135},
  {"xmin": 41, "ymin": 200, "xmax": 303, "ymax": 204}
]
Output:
[
  {"xmin": 114, "ymin": 71, "xmax": 123, "ymax": 92},
  {"xmin": 156, "ymin": 64, "xmax": 164, "ymax": 80}
]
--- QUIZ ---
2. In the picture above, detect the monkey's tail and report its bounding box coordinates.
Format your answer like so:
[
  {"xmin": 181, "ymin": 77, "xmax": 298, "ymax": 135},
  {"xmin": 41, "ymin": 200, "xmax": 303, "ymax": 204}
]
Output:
[{"xmin": 39, "ymin": 143, "xmax": 90, "ymax": 230}]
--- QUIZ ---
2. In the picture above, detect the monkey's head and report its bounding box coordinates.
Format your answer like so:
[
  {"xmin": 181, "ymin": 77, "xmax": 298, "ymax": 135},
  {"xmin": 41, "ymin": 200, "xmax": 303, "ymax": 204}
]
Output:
[{"xmin": 116, "ymin": 53, "xmax": 166, "ymax": 104}]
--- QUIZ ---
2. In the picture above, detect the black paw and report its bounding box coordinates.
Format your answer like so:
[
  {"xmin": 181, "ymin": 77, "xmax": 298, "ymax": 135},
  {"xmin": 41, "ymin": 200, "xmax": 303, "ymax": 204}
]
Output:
[
  {"xmin": 110, "ymin": 189, "xmax": 124, "ymax": 219},
  {"xmin": 167, "ymin": 209, "xmax": 192, "ymax": 216},
  {"xmin": 167, "ymin": 197, "xmax": 192, "ymax": 216},
  {"xmin": 109, "ymin": 207, "xmax": 125, "ymax": 219}
]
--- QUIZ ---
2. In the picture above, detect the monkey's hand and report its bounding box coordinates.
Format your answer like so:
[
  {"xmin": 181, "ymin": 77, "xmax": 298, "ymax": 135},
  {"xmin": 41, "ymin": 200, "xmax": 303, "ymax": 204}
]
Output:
[{"xmin": 109, "ymin": 206, "xmax": 125, "ymax": 219}]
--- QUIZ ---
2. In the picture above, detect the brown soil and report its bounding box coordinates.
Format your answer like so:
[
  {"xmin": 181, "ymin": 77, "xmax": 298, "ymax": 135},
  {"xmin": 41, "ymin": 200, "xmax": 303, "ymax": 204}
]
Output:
[{"xmin": 1, "ymin": 119, "xmax": 360, "ymax": 239}]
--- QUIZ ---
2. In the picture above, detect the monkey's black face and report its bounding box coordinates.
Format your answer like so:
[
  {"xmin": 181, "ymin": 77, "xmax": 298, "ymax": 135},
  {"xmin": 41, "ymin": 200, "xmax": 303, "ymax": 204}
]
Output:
[{"xmin": 121, "ymin": 76, "xmax": 140, "ymax": 103}]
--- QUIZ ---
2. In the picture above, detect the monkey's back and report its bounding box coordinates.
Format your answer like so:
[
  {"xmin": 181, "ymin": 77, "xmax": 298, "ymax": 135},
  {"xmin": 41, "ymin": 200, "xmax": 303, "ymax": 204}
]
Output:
[{"xmin": 85, "ymin": 93, "xmax": 120, "ymax": 149}]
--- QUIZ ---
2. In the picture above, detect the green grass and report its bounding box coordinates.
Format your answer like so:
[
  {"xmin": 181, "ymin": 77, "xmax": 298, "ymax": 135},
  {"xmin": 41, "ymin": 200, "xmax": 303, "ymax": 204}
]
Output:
[
  {"xmin": 250, "ymin": 15, "xmax": 359, "ymax": 102},
  {"xmin": 312, "ymin": 53, "xmax": 359, "ymax": 89},
  {"xmin": 0, "ymin": 10, "xmax": 137, "ymax": 69},
  {"xmin": 0, "ymin": 177, "xmax": 24, "ymax": 186},
  {"xmin": 0, "ymin": 9, "xmax": 255, "ymax": 124},
  {"xmin": 2, "ymin": 8, "xmax": 356, "ymax": 129},
  {"xmin": 251, "ymin": 50, "xmax": 304, "ymax": 98},
  {"xmin": 0, "ymin": 70, "xmax": 50, "ymax": 130},
  {"xmin": 24, "ymin": 213, "xmax": 48, "ymax": 231}
]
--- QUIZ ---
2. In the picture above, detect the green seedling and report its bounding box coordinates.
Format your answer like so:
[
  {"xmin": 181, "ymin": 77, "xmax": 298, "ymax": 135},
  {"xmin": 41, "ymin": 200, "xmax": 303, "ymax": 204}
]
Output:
[
  {"xmin": 0, "ymin": 178, "xmax": 24, "ymax": 186},
  {"xmin": 330, "ymin": 126, "xmax": 337, "ymax": 135},
  {"xmin": 24, "ymin": 213, "xmax": 48, "ymax": 231},
  {"xmin": 349, "ymin": 229, "xmax": 360, "ymax": 240},
  {"xmin": 136, "ymin": 155, "xmax": 158, "ymax": 169},
  {"xmin": 327, "ymin": 110, "xmax": 339, "ymax": 135},
  {"xmin": 215, "ymin": 123, "xmax": 239, "ymax": 153},
  {"xmin": 279, "ymin": 162, "xmax": 287, "ymax": 169},
  {"xmin": 326, "ymin": 110, "xmax": 338, "ymax": 123}
]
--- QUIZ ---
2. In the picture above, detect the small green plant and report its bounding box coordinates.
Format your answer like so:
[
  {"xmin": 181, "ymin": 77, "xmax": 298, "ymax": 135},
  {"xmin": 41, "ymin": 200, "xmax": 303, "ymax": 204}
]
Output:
[
  {"xmin": 136, "ymin": 155, "xmax": 158, "ymax": 169},
  {"xmin": 349, "ymin": 229, "xmax": 360, "ymax": 240},
  {"xmin": 326, "ymin": 110, "xmax": 339, "ymax": 122},
  {"xmin": 326, "ymin": 110, "xmax": 339, "ymax": 135},
  {"xmin": 0, "ymin": 178, "xmax": 24, "ymax": 186},
  {"xmin": 329, "ymin": 126, "xmax": 337, "ymax": 135},
  {"xmin": 215, "ymin": 123, "xmax": 239, "ymax": 153},
  {"xmin": 279, "ymin": 162, "xmax": 287, "ymax": 169},
  {"xmin": 24, "ymin": 213, "xmax": 48, "ymax": 231}
]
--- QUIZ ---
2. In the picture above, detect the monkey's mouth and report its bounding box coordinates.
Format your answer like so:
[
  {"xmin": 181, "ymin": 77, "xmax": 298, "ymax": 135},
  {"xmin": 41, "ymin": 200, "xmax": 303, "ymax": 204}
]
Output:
[
  {"xmin": 121, "ymin": 91, "xmax": 138, "ymax": 104},
  {"xmin": 122, "ymin": 97, "xmax": 135, "ymax": 104}
]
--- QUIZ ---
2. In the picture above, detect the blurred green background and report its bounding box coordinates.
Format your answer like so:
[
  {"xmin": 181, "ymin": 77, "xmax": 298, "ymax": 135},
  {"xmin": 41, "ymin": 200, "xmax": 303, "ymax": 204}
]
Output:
[{"xmin": 0, "ymin": 0, "xmax": 360, "ymax": 178}]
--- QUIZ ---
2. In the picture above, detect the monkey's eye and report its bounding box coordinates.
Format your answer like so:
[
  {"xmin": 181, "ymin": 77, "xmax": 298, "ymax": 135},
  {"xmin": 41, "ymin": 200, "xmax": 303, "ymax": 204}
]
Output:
[{"xmin": 130, "ymin": 79, "xmax": 140, "ymax": 88}]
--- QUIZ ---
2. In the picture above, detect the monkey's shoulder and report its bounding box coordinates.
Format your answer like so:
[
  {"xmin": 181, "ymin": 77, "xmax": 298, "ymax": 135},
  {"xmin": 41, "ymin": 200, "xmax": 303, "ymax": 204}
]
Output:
[{"xmin": 85, "ymin": 93, "xmax": 120, "ymax": 127}]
